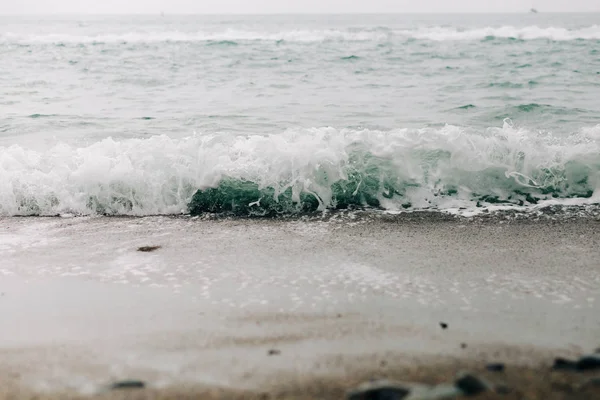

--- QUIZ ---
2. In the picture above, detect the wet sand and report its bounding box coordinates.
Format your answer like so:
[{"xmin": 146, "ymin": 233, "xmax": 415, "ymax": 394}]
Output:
[{"xmin": 0, "ymin": 213, "xmax": 599, "ymax": 398}]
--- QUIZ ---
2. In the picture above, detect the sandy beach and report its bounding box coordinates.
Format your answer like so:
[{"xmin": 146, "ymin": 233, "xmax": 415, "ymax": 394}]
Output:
[{"xmin": 0, "ymin": 212, "xmax": 599, "ymax": 399}]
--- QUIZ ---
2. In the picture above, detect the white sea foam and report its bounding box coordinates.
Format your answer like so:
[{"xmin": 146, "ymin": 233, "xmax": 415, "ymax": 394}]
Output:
[
  {"xmin": 1, "ymin": 25, "xmax": 599, "ymax": 44},
  {"xmin": 0, "ymin": 29, "xmax": 389, "ymax": 44},
  {"xmin": 1, "ymin": 122, "xmax": 599, "ymax": 216},
  {"xmin": 399, "ymin": 25, "xmax": 600, "ymax": 41}
]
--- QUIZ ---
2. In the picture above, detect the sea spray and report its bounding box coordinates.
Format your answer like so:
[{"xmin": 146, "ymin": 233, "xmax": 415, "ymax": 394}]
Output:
[{"xmin": 1, "ymin": 122, "xmax": 598, "ymax": 216}]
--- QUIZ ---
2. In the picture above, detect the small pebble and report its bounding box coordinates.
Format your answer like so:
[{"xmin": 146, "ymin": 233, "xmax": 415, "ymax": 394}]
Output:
[
  {"xmin": 577, "ymin": 354, "xmax": 600, "ymax": 371},
  {"xmin": 455, "ymin": 372, "xmax": 490, "ymax": 395},
  {"xmin": 268, "ymin": 349, "xmax": 281, "ymax": 356},
  {"xmin": 137, "ymin": 245, "xmax": 161, "ymax": 252},
  {"xmin": 346, "ymin": 380, "xmax": 412, "ymax": 400},
  {"xmin": 460, "ymin": 343, "xmax": 467, "ymax": 349},
  {"xmin": 439, "ymin": 322, "xmax": 448, "ymax": 329},
  {"xmin": 110, "ymin": 380, "xmax": 145, "ymax": 390},
  {"xmin": 552, "ymin": 357, "xmax": 578, "ymax": 371},
  {"xmin": 486, "ymin": 363, "xmax": 505, "ymax": 372}
]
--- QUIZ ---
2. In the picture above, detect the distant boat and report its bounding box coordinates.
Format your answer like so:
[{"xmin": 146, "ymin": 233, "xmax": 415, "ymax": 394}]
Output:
[{"xmin": 530, "ymin": 8, "xmax": 538, "ymax": 13}]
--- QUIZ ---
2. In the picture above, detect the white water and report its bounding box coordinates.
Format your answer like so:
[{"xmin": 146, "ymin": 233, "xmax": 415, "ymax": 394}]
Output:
[
  {"xmin": 1, "ymin": 121, "xmax": 599, "ymax": 216},
  {"xmin": 400, "ymin": 25, "xmax": 600, "ymax": 41},
  {"xmin": 2, "ymin": 25, "xmax": 600, "ymax": 44}
]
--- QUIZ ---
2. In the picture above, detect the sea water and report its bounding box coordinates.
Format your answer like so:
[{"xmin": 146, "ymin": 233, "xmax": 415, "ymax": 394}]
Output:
[{"xmin": 1, "ymin": 13, "xmax": 599, "ymax": 216}]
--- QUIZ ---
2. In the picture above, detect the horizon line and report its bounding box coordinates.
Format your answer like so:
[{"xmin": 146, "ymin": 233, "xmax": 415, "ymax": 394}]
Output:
[{"xmin": 1, "ymin": 11, "xmax": 600, "ymax": 16}]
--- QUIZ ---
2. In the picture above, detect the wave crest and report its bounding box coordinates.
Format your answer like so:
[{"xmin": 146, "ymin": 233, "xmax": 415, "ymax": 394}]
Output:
[
  {"xmin": 1, "ymin": 122, "xmax": 599, "ymax": 216},
  {"xmin": 2, "ymin": 25, "xmax": 599, "ymax": 44},
  {"xmin": 400, "ymin": 25, "xmax": 600, "ymax": 41}
]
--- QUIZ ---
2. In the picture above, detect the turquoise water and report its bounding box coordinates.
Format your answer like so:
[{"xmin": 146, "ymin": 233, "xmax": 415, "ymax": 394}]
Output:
[{"xmin": 1, "ymin": 14, "xmax": 599, "ymax": 215}]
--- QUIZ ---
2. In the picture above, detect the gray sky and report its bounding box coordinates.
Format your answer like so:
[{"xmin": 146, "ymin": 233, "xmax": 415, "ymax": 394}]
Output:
[{"xmin": 0, "ymin": 0, "xmax": 598, "ymax": 15}]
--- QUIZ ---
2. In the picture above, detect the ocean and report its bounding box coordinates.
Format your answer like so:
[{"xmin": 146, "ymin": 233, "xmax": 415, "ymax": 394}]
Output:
[
  {"xmin": 1, "ymin": 14, "xmax": 600, "ymax": 396},
  {"xmin": 0, "ymin": 13, "xmax": 599, "ymax": 216}
]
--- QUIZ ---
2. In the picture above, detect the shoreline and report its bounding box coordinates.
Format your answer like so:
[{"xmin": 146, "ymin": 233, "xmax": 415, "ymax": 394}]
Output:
[{"xmin": 3, "ymin": 200, "xmax": 600, "ymax": 221}]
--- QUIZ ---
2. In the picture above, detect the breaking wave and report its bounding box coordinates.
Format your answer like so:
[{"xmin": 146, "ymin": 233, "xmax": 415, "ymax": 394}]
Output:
[
  {"xmin": 0, "ymin": 29, "xmax": 389, "ymax": 44},
  {"xmin": 2, "ymin": 25, "xmax": 599, "ymax": 44},
  {"xmin": 1, "ymin": 121, "xmax": 599, "ymax": 216},
  {"xmin": 400, "ymin": 25, "xmax": 600, "ymax": 41}
]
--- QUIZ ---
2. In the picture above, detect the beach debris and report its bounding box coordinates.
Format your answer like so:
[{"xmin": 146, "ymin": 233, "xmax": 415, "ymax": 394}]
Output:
[
  {"xmin": 137, "ymin": 245, "xmax": 161, "ymax": 252},
  {"xmin": 439, "ymin": 322, "xmax": 448, "ymax": 330},
  {"xmin": 485, "ymin": 363, "xmax": 505, "ymax": 372},
  {"xmin": 109, "ymin": 380, "xmax": 146, "ymax": 390},
  {"xmin": 454, "ymin": 372, "xmax": 490, "ymax": 396},
  {"xmin": 460, "ymin": 343, "xmax": 467, "ymax": 349},
  {"xmin": 552, "ymin": 354, "xmax": 600, "ymax": 371},
  {"xmin": 268, "ymin": 349, "xmax": 281, "ymax": 356}
]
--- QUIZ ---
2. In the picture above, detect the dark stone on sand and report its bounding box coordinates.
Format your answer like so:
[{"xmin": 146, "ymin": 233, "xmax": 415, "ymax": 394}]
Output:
[
  {"xmin": 553, "ymin": 355, "xmax": 600, "ymax": 371},
  {"xmin": 137, "ymin": 245, "xmax": 161, "ymax": 252},
  {"xmin": 110, "ymin": 380, "xmax": 146, "ymax": 390},
  {"xmin": 439, "ymin": 322, "xmax": 448, "ymax": 329},
  {"xmin": 486, "ymin": 363, "xmax": 505, "ymax": 372},
  {"xmin": 346, "ymin": 380, "xmax": 411, "ymax": 400},
  {"xmin": 552, "ymin": 357, "xmax": 578, "ymax": 371},
  {"xmin": 576, "ymin": 354, "xmax": 600, "ymax": 371},
  {"xmin": 460, "ymin": 343, "xmax": 467, "ymax": 349},
  {"xmin": 268, "ymin": 349, "xmax": 281, "ymax": 356},
  {"xmin": 455, "ymin": 372, "xmax": 490, "ymax": 396}
]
